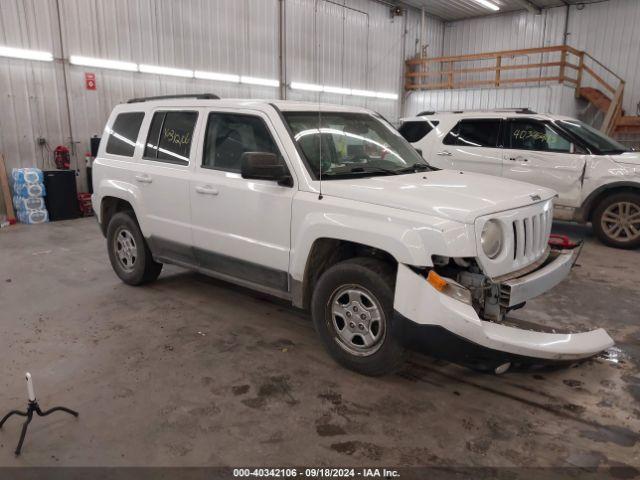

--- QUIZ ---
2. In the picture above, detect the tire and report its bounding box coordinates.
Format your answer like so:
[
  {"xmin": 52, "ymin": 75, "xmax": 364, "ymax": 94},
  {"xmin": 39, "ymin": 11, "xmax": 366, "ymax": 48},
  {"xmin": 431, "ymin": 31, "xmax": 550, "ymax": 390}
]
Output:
[
  {"xmin": 106, "ymin": 211, "xmax": 163, "ymax": 285},
  {"xmin": 592, "ymin": 192, "xmax": 640, "ymax": 249},
  {"xmin": 311, "ymin": 257, "xmax": 408, "ymax": 376}
]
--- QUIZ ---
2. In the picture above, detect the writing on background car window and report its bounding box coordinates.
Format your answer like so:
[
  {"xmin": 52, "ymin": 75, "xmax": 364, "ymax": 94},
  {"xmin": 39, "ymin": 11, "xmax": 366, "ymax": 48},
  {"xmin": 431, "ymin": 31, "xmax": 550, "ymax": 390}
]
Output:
[
  {"xmin": 513, "ymin": 129, "xmax": 550, "ymax": 143},
  {"xmin": 163, "ymin": 128, "xmax": 191, "ymax": 147}
]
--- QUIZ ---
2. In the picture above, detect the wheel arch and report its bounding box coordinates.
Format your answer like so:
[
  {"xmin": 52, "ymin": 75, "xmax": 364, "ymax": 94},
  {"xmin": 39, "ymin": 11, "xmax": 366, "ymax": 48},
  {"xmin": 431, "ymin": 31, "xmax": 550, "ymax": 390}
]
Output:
[
  {"xmin": 293, "ymin": 238, "xmax": 399, "ymax": 310},
  {"xmin": 100, "ymin": 196, "xmax": 137, "ymax": 237},
  {"xmin": 579, "ymin": 182, "xmax": 640, "ymax": 222}
]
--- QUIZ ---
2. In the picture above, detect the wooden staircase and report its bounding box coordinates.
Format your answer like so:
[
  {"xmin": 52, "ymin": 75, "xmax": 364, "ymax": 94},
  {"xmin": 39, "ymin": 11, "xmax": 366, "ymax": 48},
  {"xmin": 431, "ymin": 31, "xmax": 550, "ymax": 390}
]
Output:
[
  {"xmin": 577, "ymin": 87, "xmax": 614, "ymax": 113},
  {"xmin": 577, "ymin": 87, "xmax": 640, "ymax": 135},
  {"xmin": 405, "ymin": 45, "xmax": 640, "ymax": 137}
]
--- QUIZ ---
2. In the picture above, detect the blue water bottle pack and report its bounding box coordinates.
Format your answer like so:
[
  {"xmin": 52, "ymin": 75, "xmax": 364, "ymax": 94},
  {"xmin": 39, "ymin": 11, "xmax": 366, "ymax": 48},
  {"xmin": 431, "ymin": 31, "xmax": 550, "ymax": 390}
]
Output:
[{"xmin": 11, "ymin": 168, "xmax": 49, "ymax": 224}]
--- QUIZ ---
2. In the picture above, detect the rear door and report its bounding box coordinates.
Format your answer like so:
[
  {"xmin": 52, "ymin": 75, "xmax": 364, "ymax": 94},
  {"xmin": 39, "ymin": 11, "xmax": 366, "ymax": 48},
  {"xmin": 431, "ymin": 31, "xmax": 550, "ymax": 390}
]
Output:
[
  {"xmin": 137, "ymin": 108, "xmax": 202, "ymax": 264},
  {"xmin": 502, "ymin": 118, "xmax": 586, "ymax": 208},
  {"xmin": 434, "ymin": 118, "xmax": 503, "ymax": 175},
  {"xmin": 189, "ymin": 108, "xmax": 295, "ymax": 295}
]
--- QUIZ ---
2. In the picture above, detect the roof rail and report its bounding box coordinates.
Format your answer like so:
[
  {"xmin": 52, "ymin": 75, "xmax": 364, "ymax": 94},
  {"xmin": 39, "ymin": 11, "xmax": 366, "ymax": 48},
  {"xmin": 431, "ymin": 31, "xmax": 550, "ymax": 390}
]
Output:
[
  {"xmin": 127, "ymin": 93, "xmax": 220, "ymax": 103},
  {"xmin": 415, "ymin": 107, "xmax": 537, "ymax": 116},
  {"xmin": 493, "ymin": 108, "xmax": 537, "ymax": 114}
]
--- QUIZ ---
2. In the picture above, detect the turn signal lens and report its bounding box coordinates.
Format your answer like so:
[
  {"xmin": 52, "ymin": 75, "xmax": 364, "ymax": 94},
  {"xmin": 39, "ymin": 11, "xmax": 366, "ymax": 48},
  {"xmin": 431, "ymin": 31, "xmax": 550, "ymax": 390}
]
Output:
[
  {"xmin": 427, "ymin": 270, "xmax": 473, "ymax": 305},
  {"xmin": 427, "ymin": 270, "xmax": 448, "ymax": 292}
]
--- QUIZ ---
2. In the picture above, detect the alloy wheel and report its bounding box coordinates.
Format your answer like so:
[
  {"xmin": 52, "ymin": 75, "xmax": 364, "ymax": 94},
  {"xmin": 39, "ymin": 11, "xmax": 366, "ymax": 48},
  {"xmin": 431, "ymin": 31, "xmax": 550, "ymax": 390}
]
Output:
[{"xmin": 600, "ymin": 201, "xmax": 640, "ymax": 243}]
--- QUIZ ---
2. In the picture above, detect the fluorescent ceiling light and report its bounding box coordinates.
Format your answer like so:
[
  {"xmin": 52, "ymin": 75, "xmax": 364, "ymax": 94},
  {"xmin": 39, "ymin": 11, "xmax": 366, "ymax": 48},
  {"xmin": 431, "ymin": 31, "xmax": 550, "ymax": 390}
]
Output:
[
  {"xmin": 194, "ymin": 70, "xmax": 240, "ymax": 83},
  {"xmin": 139, "ymin": 64, "xmax": 193, "ymax": 78},
  {"xmin": 70, "ymin": 55, "xmax": 137, "ymax": 71},
  {"xmin": 471, "ymin": 0, "xmax": 500, "ymax": 11},
  {"xmin": 351, "ymin": 89, "xmax": 377, "ymax": 98},
  {"xmin": 0, "ymin": 46, "xmax": 53, "ymax": 62},
  {"xmin": 376, "ymin": 92, "xmax": 399, "ymax": 100},
  {"xmin": 291, "ymin": 81, "xmax": 323, "ymax": 92},
  {"xmin": 323, "ymin": 85, "xmax": 352, "ymax": 95},
  {"xmin": 289, "ymin": 80, "xmax": 397, "ymax": 100},
  {"xmin": 240, "ymin": 76, "xmax": 279, "ymax": 87}
]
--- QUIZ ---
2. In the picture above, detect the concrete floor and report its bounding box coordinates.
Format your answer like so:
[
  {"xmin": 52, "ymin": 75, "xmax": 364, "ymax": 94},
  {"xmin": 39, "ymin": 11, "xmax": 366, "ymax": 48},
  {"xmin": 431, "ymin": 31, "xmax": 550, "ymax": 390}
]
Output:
[{"xmin": 0, "ymin": 218, "xmax": 638, "ymax": 471}]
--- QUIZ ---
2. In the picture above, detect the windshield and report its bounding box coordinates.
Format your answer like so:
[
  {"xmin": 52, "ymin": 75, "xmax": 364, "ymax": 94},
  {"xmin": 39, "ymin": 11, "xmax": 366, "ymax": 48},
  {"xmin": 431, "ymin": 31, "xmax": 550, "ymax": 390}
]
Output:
[
  {"xmin": 283, "ymin": 112, "xmax": 430, "ymax": 179},
  {"xmin": 555, "ymin": 119, "xmax": 628, "ymax": 154}
]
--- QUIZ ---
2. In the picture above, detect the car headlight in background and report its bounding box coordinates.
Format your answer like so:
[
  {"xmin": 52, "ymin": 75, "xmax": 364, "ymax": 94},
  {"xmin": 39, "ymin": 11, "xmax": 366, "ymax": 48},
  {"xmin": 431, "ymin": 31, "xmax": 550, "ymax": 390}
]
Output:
[{"xmin": 481, "ymin": 219, "xmax": 503, "ymax": 259}]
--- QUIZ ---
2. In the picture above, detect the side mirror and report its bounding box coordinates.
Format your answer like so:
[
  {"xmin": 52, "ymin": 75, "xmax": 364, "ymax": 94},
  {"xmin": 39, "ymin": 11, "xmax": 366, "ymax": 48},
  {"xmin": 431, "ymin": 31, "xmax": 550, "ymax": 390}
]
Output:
[{"xmin": 240, "ymin": 152, "xmax": 292, "ymax": 186}]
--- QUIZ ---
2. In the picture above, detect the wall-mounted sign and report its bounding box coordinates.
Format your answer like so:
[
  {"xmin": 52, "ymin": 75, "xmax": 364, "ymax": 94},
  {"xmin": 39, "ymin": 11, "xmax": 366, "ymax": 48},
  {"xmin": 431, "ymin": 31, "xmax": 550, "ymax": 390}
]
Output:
[{"xmin": 85, "ymin": 72, "xmax": 96, "ymax": 90}]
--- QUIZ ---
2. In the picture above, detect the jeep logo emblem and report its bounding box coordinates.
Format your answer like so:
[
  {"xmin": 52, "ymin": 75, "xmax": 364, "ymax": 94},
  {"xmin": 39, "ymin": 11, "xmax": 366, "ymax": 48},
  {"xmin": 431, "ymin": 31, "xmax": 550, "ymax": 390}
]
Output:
[{"xmin": 530, "ymin": 194, "xmax": 541, "ymax": 201}]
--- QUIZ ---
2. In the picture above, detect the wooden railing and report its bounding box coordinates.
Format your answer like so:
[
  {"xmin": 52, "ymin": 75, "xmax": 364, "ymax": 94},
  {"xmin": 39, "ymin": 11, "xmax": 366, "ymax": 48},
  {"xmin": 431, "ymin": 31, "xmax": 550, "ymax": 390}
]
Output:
[{"xmin": 405, "ymin": 45, "xmax": 626, "ymax": 134}]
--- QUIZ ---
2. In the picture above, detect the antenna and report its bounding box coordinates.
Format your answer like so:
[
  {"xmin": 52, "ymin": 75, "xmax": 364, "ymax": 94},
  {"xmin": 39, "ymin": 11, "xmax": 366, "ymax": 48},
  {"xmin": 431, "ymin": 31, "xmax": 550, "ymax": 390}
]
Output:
[{"xmin": 315, "ymin": 0, "xmax": 323, "ymax": 200}]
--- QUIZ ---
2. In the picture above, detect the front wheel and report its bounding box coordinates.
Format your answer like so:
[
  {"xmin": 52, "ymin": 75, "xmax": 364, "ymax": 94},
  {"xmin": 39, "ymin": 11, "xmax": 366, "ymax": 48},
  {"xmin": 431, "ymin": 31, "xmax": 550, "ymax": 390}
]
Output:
[
  {"xmin": 592, "ymin": 192, "xmax": 640, "ymax": 249},
  {"xmin": 311, "ymin": 258, "xmax": 407, "ymax": 376}
]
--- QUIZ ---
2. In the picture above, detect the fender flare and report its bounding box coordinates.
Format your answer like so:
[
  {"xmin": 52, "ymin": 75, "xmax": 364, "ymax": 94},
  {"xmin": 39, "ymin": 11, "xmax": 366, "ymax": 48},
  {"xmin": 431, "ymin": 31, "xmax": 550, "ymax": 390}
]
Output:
[
  {"xmin": 95, "ymin": 180, "xmax": 148, "ymax": 235},
  {"xmin": 290, "ymin": 212, "xmax": 433, "ymax": 284},
  {"xmin": 578, "ymin": 181, "xmax": 640, "ymax": 221}
]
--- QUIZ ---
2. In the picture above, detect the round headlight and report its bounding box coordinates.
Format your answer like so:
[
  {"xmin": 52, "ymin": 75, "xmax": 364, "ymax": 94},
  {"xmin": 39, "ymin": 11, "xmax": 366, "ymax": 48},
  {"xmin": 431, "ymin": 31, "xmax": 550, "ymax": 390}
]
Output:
[{"xmin": 481, "ymin": 220, "xmax": 503, "ymax": 259}]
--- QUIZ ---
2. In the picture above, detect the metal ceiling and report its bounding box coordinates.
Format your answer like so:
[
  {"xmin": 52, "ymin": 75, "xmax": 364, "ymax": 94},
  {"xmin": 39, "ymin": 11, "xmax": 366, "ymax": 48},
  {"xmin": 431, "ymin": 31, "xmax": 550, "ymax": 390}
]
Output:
[{"xmin": 398, "ymin": 0, "xmax": 609, "ymax": 21}]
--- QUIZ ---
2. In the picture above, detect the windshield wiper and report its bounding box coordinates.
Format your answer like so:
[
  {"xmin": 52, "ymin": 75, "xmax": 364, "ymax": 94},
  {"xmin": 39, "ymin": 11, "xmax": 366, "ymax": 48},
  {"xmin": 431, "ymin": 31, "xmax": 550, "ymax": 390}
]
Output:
[
  {"xmin": 321, "ymin": 166, "xmax": 400, "ymax": 178},
  {"xmin": 396, "ymin": 163, "xmax": 433, "ymax": 173},
  {"xmin": 322, "ymin": 163, "xmax": 434, "ymax": 179},
  {"xmin": 347, "ymin": 166, "xmax": 400, "ymax": 175}
]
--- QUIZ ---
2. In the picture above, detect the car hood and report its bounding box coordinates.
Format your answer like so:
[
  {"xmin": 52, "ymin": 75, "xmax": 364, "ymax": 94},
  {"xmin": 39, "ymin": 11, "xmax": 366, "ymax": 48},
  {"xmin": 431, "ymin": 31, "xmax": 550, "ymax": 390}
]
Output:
[
  {"xmin": 320, "ymin": 170, "xmax": 556, "ymax": 224},
  {"xmin": 612, "ymin": 151, "xmax": 640, "ymax": 166}
]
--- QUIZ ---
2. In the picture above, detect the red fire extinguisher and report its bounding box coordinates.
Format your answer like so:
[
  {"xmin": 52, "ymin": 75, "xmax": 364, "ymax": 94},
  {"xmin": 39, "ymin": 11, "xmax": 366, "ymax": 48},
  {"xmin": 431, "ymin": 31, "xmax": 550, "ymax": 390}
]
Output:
[{"xmin": 54, "ymin": 145, "xmax": 71, "ymax": 170}]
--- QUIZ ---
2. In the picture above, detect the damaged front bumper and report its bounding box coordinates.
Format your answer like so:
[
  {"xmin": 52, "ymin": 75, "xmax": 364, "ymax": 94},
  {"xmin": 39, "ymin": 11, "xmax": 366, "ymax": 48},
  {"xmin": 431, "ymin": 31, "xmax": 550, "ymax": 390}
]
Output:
[
  {"xmin": 499, "ymin": 248, "xmax": 578, "ymax": 308},
  {"xmin": 392, "ymin": 251, "xmax": 614, "ymax": 365}
]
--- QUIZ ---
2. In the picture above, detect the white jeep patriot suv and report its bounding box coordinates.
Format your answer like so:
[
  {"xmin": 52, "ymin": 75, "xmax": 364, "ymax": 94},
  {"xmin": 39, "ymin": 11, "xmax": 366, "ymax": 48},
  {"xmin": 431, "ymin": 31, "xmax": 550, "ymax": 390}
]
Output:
[
  {"xmin": 93, "ymin": 94, "xmax": 613, "ymax": 375},
  {"xmin": 399, "ymin": 109, "xmax": 640, "ymax": 249}
]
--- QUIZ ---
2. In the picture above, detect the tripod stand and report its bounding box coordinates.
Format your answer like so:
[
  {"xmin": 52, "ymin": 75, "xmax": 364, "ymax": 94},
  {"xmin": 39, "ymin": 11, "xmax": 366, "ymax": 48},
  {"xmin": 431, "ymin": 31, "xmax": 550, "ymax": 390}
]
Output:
[{"xmin": 0, "ymin": 373, "xmax": 78, "ymax": 455}]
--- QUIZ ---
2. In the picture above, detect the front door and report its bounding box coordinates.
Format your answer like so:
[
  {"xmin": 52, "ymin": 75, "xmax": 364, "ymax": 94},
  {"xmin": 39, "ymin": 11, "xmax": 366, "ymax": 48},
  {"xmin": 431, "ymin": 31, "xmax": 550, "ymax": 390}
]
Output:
[
  {"xmin": 190, "ymin": 109, "xmax": 295, "ymax": 294},
  {"xmin": 502, "ymin": 118, "xmax": 586, "ymax": 208},
  {"xmin": 432, "ymin": 118, "xmax": 503, "ymax": 176}
]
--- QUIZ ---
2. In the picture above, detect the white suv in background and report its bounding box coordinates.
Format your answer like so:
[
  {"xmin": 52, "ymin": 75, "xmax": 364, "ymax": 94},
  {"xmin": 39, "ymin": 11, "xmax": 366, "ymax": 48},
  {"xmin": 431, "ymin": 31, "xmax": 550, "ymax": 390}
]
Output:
[
  {"xmin": 399, "ymin": 110, "xmax": 640, "ymax": 249},
  {"xmin": 92, "ymin": 95, "xmax": 612, "ymax": 376}
]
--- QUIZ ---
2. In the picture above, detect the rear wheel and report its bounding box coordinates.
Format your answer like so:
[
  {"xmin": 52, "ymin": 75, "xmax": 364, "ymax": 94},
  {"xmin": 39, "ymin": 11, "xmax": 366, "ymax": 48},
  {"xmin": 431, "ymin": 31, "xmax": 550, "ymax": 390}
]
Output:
[
  {"xmin": 106, "ymin": 211, "xmax": 162, "ymax": 285},
  {"xmin": 592, "ymin": 192, "xmax": 640, "ymax": 249},
  {"xmin": 311, "ymin": 257, "xmax": 407, "ymax": 376}
]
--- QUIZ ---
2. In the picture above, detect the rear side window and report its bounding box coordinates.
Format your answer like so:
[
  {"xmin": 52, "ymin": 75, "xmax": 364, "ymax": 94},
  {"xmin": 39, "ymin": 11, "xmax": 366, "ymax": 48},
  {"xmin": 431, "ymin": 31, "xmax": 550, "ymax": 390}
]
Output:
[
  {"xmin": 398, "ymin": 120, "xmax": 439, "ymax": 143},
  {"xmin": 202, "ymin": 113, "xmax": 282, "ymax": 173},
  {"xmin": 443, "ymin": 119, "xmax": 501, "ymax": 147},
  {"xmin": 144, "ymin": 111, "xmax": 198, "ymax": 165},
  {"xmin": 105, "ymin": 112, "xmax": 144, "ymax": 157}
]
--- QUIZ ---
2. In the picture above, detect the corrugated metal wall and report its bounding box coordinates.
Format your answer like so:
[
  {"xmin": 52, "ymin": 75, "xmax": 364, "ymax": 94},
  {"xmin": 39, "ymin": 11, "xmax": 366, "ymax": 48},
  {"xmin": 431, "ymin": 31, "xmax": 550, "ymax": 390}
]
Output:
[
  {"xmin": 403, "ymin": 8, "xmax": 567, "ymax": 116},
  {"xmin": 285, "ymin": 0, "xmax": 409, "ymax": 119},
  {"xmin": 62, "ymin": 0, "xmax": 283, "ymax": 188},
  {"xmin": 405, "ymin": 0, "xmax": 640, "ymax": 118},
  {"xmin": 442, "ymin": 8, "xmax": 566, "ymax": 56},
  {"xmin": 0, "ymin": 0, "xmax": 428, "ymax": 193},
  {"xmin": 0, "ymin": 0, "xmax": 68, "ymax": 172},
  {"xmin": 437, "ymin": 8, "xmax": 567, "ymax": 89},
  {"xmin": 567, "ymin": 0, "xmax": 640, "ymax": 114},
  {"xmin": 404, "ymin": 7, "xmax": 444, "ymax": 61},
  {"xmin": 404, "ymin": 84, "xmax": 579, "ymax": 118}
]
